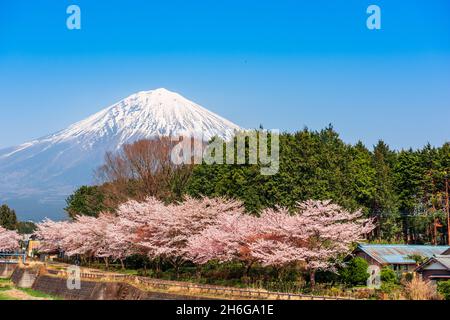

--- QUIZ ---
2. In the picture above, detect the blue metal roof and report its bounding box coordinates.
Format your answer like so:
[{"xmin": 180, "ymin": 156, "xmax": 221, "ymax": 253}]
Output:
[{"xmin": 357, "ymin": 244, "xmax": 450, "ymax": 265}]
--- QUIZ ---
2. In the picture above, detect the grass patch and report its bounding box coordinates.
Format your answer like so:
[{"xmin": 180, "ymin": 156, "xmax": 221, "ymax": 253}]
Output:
[
  {"xmin": 0, "ymin": 278, "xmax": 12, "ymax": 291},
  {"xmin": 0, "ymin": 277, "xmax": 60, "ymax": 300},
  {"xmin": 18, "ymin": 288, "xmax": 61, "ymax": 300},
  {"xmin": 0, "ymin": 291, "xmax": 19, "ymax": 300},
  {"xmin": 115, "ymin": 269, "xmax": 139, "ymax": 276}
]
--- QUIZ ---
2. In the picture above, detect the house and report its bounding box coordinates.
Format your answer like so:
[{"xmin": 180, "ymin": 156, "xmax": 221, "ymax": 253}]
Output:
[
  {"xmin": 22, "ymin": 234, "xmax": 41, "ymax": 258},
  {"xmin": 415, "ymin": 254, "xmax": 450, "ymax": 282},
  {"xmin": 26, "ymin": 240, "xmax": 40, "ymax": 258},
  {"xmin": 353, "ymin": 244, "xmax": 450, "ymax": 273}
]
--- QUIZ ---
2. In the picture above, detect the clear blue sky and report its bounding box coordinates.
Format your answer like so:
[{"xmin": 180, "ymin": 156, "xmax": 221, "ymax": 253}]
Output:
[{"xmin": 1, "ymin": 0, "xmax": 449, "ymax": 150}]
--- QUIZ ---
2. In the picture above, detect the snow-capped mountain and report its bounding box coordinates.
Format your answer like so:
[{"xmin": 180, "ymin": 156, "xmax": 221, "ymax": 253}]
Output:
[{"xmin": 0, "ymin": 88, "xmax": 241, "ymax": 220}]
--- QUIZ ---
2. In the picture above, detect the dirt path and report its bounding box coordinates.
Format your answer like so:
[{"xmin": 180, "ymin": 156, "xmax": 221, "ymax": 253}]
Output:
[{"xmin": 1, "ymin": 289, "xmax": 49, "ymax": 300}]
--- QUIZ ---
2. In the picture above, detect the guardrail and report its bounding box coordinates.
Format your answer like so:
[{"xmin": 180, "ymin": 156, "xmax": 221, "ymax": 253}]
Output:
[
  {"xmin": 48, "ymin": 268, "xmax": 355, "ymax": 300},
  {"xmin": 0, "ymin": 253, "xmax": 26, "ymax": 264}
]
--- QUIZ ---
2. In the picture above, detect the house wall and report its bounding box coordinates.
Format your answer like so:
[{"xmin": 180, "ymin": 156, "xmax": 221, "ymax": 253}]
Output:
[
  {"xmin": 421, "ymin": 269, "xmax": 450, "ymax": 281},
  {"xmin": 423, "ymin": 262, "xmax": 445, "ymax": 270},
  {"xmin": 394, "ymin": 264, "xmax": 415, "ymax": 272},
  {"xmin": 354, "ymin": 252, "xmax": 382, "ymax": 267}
]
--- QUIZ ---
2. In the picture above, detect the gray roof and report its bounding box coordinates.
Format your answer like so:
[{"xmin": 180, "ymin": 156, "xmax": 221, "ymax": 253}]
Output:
[
  {"xmin": 416, "ymin": 255, "xmax": 450, "ymax": 272},
  {"xmin": 431, "ymin": 255, "xmax": 450, "ymax": 270},
  {"xmin": 356, "ymin": 244, "xmax": 450, "ymax": 265}
]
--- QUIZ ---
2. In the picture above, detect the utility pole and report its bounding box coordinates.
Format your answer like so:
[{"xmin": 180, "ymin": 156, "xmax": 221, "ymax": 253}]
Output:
[
  {"xmin": 433, "ymin": 218, "xmax": 443, "ymax": 245},
  {"xmin": 433, "ymin": 218, "xmax": 438, "ymax": 245},
  {"xmin": 446, "ymin": 174, "xmax": 449, "ymax": 246}
]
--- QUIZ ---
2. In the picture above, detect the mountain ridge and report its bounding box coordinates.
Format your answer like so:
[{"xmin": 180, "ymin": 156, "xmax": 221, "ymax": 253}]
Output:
[{"xmin": 0, "ymin": 88, "xmax": 241, "ymax": 221}]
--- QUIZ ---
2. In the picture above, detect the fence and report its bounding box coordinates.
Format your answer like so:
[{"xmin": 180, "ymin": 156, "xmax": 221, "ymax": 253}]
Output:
[
  {"xmin": 47, "ymin": 267, "xmax": 355, "ymax": 300},
  {"xmin": 0, "ymin": 253, "xmax": 26, "ymax": 264}
]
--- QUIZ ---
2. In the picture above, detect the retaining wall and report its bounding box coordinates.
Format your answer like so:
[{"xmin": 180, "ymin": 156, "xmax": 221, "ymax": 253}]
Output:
[
  {"xmin": 32, "ymin": 275, "xmax": 205, "ymax": 300},
  {"xmin": 8, "ymin": 265, "xmax": 205, "ymax": 300},
  {"xmin": 11, "ymin": 266, "xmax": 40, "ymax": 288},
  {"xmin": 0, "ymin": 264, "xmax": 17, "ymax": 278},
  {"xmin": 6, "ymin": 264, "xmax": 352, "ymax": 300}
]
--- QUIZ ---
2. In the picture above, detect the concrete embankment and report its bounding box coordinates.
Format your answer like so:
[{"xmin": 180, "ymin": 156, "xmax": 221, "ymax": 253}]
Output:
[
  {"xmin": 31, "ymin": 275, "xmax": 203, "ymax": 300},
  {"xmin": 8, "ymin": 265, "xmax": 205, "ymax": 300},
  {"xmin": 0, "ymin": 263, "xmax": 17, "ymax": 278},
  {"xmin": 5, "ymin": 263, "xmax": 354, "ymax": 300},
  {"xmin": 11, "ymin": 266, "xmax": 40, "ymax": 288}
]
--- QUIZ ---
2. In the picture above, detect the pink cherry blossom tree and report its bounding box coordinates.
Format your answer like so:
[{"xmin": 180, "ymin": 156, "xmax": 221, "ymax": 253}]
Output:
[
  {"xmin": 255, "ymin": 200, "xmax": 375, "ymax": 287},
  {"xmin": 190, "ymin": 200, "xmax": 374, "ymax": 285},
  {"xmin": 103, "ymin": 213, "xmax": 138, "ymax": 268},
  {"xmin": 37, "ymin": 213, "xmax": 135, "ymax": 268},
  {"xmin": 132, "ymin": 196, "xmax": 245, "ymax": 277},
  {"xmin": 35, "ymin": 196, "xmax": 373, "ymax": 287},
  {"xmin": 188, "ymin": 211, "xmax": 262, "ymax": 278},
  {"xmin": 35, "ymin": 219, "xmax": 72, "ymax": 253},
  {"xmin": 63, "ymin": 214, "xmax": 113, "ymax": 265},
  {"xmin": 0, "ymin": 226, "xmax": 21, "ymax": 252},
  {"xmin": 295, "ymin": 200, "xmax": 375, "ymax": 287}
]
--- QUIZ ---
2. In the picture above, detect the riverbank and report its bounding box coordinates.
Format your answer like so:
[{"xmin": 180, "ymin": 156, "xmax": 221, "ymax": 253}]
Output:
[
  {"xmin": 0, "ymin": 278, "xmax": 57, "ymax": 300},
  {"xmin": 2, "ymin": 262, "xmax": 355, "ymax": 300}
]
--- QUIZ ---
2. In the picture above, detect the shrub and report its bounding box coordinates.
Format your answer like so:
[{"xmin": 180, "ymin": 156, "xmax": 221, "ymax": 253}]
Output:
[
  {"xmin": 379, "ymin": 282, "xmax": 401, "ymax": 297},
  {"xmin": 340, "ymin": 257, "xmax": 370, "ymax": 286},
  {"xmin": 380, "ymin": 267, "xmax": 398, "ymax": 284},
  {"xmin": 437, "ymin": 280, "xmax": 450, "ymax": 300},
  {"xmin": 403, "ymin": 272, "xmax": 414, "ymax": 282},
  {"xmin": 406, "ymin": 254, "xmax": 427, "ymax": 266}
]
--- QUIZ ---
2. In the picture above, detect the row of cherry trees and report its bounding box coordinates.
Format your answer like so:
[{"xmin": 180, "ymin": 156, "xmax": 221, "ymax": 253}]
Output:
[
  {"xmin": 0, "ymin": 226, "xmax": 21, "ymax": 252},
  {"xmin": 36, "ymin": 197, "xmax": 375, "ymax": 285}
]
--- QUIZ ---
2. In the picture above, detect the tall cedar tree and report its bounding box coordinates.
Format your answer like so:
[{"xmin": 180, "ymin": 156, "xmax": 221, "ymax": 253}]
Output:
[{"xmin": 0, "ymin": 204, "xmax": 18, "ymax": 230}]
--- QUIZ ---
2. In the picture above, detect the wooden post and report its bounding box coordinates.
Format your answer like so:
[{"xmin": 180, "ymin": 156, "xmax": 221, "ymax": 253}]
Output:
[
  {"xmin": 433, "ymin": 218, "xmax": 438, "ymax": 245},
  {"xmin": 446, "ymin": 174, "xmax": 449, "ymax": 246}
]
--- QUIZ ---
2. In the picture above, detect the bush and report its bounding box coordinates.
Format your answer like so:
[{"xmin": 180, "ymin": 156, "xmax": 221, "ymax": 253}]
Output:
[
  {"xmin": 378, "ymin": 282, "xmax": 402, "ymax": 300},
  {"xmin": 340, "ymin": 257, "xmax": 370, "ymax": 286},
  {"xmin": 380, "ymin": 267, "xmax": 398, "ymax": 284},
  {"xmin": 124, "ymin": 254, "xmax": 151, "ymax": 269},
  {"xmin": 403, "ymin": 272, "xmax": 414, "ymax": 282},
  {"xmin": 316, "ymin": 270, "xmax": 339, "ymax": 285},
  {"xmin": 437, "ymin": 280, "xmax": 450, "ymax": 300}
]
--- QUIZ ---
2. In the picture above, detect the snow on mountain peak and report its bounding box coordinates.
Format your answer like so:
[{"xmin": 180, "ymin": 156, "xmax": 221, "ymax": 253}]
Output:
[
  {"xmin": 0, "ymin": 89, "xmax": 241, "ymax": 220},
  {"xmin": 36, "ymin": 88, "xmax": 241, "ymax": 149}
]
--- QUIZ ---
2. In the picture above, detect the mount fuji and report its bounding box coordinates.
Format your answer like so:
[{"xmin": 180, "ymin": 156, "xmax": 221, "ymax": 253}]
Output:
[{"xmin": 0, "ymin": 88, "xmax": 241, "ymax": 221}]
